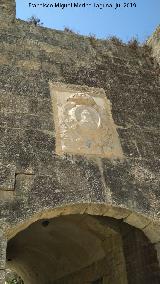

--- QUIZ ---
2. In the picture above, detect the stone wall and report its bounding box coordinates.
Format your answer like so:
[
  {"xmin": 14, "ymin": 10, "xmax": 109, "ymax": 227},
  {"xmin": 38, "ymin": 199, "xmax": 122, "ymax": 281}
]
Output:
[
  {"xmin": 0, "ymin": 1, "xmax": 160, "ymax": 283},
  {"xmin": 121, "ymin": 224, "xmax": 160, "ymax": 284},
  {"xmin": 0, "ymin": 4, "xmax": 160, "ymax": 231},
  {"xmin": 0, "ymin": 0, "xmax": 16, "ymax": 22},
  {"xmin": 148, "ymin": 26, "xmax": 160, "ymax": 66}
]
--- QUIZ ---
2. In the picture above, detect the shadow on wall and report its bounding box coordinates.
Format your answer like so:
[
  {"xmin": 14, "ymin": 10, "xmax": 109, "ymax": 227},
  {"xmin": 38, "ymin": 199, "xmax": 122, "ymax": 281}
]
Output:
[{"xmin": 6, "ymin": 214, "xmax": 160, "ymax": 284}]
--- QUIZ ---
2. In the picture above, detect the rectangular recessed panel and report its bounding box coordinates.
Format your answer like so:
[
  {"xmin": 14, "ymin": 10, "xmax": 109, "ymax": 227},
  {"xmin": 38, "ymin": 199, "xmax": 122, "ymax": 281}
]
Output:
[{"xmin": 50, "ymin": 82, "xmax": 123, "ymax": 159}]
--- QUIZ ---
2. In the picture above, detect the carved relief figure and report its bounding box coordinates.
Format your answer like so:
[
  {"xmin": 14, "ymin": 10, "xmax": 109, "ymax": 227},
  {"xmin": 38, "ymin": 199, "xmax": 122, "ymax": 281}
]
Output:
[
  {"xmin": 50, "ymin": 83, "xmax": 123, "ymax": 158},
  {"xmin": 61, "ymin": 93, "xmax": 104, "ymax": 154}
]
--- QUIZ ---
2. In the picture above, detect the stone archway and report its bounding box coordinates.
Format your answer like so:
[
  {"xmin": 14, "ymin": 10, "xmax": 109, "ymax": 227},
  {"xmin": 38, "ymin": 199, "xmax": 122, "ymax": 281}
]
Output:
[
  {"xmin": 5, "ymin": 204, "xmax": 160, "ymax": 284},
  {"xmin": 6, "ymin": 215, "xmax": 127, "ymax": 284}
]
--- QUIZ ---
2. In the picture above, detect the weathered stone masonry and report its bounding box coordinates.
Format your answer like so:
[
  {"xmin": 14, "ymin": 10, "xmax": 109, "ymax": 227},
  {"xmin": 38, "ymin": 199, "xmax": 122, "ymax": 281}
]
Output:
[{"xmin": 0, "ymin": 0, "xmax": 160, "ymax": 283}]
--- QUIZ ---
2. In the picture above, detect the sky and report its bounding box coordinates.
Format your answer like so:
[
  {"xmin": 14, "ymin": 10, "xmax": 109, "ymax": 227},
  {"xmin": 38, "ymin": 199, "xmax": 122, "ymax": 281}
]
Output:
[{"xmin": 16, "ymin": 0, "xmax": 160, "ymax": 43}]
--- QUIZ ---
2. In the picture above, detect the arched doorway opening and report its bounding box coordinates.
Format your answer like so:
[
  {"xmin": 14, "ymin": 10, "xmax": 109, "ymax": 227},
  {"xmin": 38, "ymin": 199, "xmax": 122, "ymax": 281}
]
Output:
[{"xmin": 6, "ymin": 214, "xmax": 160, "ymax": 284}]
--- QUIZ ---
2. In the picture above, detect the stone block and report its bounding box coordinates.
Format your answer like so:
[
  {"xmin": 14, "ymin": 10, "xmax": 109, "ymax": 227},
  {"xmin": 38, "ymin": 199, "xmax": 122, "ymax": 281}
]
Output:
[
  {"xmin": 124, "ymin": 212, "xmax": 150, "ymax": 229},
  {"xmin": 102, "ymin": 158, "xmax": 159, "ymax": 222},
  {"xmin": 0, "ymin": 112, "xmax": 54, "ymax": 132},
  {"xmin": 0, "ymin": 55, "xmax": 10, "ymax": 65},
  {"xmin": 85, "ymin": 204, "xmax": 109, "ymax": 216},
  {"xmin": 0, "ymin": 93, "xmax": 29, "ymax": 114},
  {"xmin": 143, "ymin": 222, "xmax": 160, "ymax": 243},
  {"xmin": 61, "ymin": 204, "xmax": 87, "ymax": 216},
  {"xmin": 16, "ymin": 60, "xmax": 41, "ymax": 71},
  {"xmin": 0, "ymin": 0, "xmax": 16, "ymax": 22},
  {"xmin": 103, "ymin": 206, "xmax": 130, "ymax": 219},
  {"xmin": 0, "ymin": 270, "xmax": 5, "ymax": 284},
  {"xmin": 85, "ymin": 204, "xmax": 130, "ymax": 219},
  {"xmin": 0, "ymin": 164, "xmax": 15, "ymax": 191},
  {"xmin": 155, "ymin": 242, "xmax": 160, "ymax": 264},
  {"xmin": 0, "ymin": 235, "xmax": 6, "ymax": 269}
]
